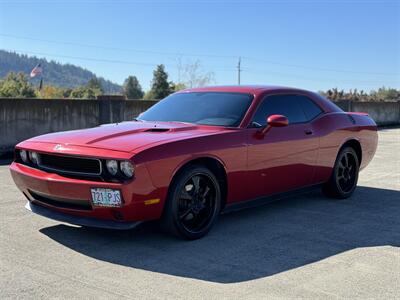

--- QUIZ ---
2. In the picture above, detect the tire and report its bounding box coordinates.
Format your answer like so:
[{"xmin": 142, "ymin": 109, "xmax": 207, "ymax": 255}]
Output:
[
  {"xmin": 322, "ymin": 146, "xmax": 360, "ymax": 199},
  {"xmin": 161, "ymin": 165, "xmax": 221, "ymax": 240}
]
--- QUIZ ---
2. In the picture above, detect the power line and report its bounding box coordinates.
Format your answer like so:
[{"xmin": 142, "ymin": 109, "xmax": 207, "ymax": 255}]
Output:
[
  {"xmin": 2, "ymin": 48, "xmax": 236, "ymax": 71},
  {"xmin": 242, "ymin": 56, "xmax": 399, "ymax": 76},
  {"xmin": 1, "ymin": 33, "xmax": 397, "ymax": 76},
  {"xmin": 2, "ymin": 48, "xmax": 397, "ymax": 87},
  {"xmin": 242, "ymin": 68, "xmax": 399, "ymax": 85},
  {"xmin": 0, "ymin": 33, "xmax": 237, "ymax": 59}
]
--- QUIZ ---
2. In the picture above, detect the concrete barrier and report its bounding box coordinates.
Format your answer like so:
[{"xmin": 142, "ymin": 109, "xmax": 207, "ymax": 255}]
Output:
[
  {"xmin": 0, "ymin": 98, "xmax": 156, "ymax": 153},
  {"xmin": 351, "ymin": 102, "xmax": 400, "ymax": 126},
  {"xmin": 1, "ymin": 98, "xmax": 399, "ymax": 154},
  {"xmin": 334, "ymin": 100, "xmax": 400, "ymax": 126}
]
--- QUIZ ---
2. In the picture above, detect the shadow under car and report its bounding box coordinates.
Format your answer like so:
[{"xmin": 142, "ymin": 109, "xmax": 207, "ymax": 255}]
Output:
[{"xmin": 40, "ymin": 186, "xmax": 400, "ymax": 283}]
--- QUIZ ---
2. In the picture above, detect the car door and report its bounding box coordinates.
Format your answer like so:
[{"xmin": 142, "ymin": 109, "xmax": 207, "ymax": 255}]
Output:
[{"xmin": 246, "ymin": 94, "xmax": 322, "ymax": 199}]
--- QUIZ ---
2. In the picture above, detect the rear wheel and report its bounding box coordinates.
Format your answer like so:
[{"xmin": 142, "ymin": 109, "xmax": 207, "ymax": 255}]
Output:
[
  {"xmin": 161, "ymin": 165, "xmax": 221, "ymax": 240},
  {"xmin": 323, "ymin": 146, "xmax": 359, "ymax": 199}
]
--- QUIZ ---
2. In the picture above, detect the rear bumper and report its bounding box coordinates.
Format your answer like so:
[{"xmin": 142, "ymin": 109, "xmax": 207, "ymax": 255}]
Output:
[{"xmin": 26, "ymin": 201, "xmax": 142, "ymax": 230}]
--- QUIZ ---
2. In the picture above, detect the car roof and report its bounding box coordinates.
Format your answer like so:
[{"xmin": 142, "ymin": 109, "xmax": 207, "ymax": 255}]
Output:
[
  {"xmin": 177, "ymin": 85, "xmax": 310, "ymax": 95},
  {"xmin": 176, "ymin": 85, "xmax": 342, "ymax": 114}
]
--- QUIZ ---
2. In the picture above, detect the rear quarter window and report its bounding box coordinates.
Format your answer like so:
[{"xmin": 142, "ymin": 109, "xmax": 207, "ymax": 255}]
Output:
[{"xmin": 297, "ymin": 96, "xmax": 323, "ymax": 121}]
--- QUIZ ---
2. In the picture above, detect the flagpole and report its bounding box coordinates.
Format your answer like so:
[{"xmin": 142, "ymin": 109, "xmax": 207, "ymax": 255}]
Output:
[{"xmin": 39, "ymin": 75, "xmax": 43, "ymax": 91}]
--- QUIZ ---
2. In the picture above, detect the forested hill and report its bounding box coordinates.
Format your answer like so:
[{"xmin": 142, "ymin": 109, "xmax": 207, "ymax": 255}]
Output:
[{"xmin": 0, "ymin": 50, "xmax": 122, "ymax": 93}]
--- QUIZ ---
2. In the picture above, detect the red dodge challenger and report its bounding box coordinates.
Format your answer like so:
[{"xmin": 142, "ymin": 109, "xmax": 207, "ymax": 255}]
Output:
[{"xmin": 10, "ymin": 86, "xmax": 378, "ymax": 239}]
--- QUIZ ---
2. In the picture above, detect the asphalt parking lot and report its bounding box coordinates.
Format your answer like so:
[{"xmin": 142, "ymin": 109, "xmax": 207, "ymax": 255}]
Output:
[{"xmin": 1, "ymin": 128, "xmax": 399, "ymax": 299}]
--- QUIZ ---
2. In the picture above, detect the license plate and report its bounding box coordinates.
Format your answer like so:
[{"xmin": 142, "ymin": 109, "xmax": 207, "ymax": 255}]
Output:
[{"xmin": 91, "ymin": 188, "xmax": 122, "ymax": 207}]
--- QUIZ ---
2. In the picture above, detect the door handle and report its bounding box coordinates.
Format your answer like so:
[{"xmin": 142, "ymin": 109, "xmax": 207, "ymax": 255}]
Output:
[{"xmin": 305, "ymin": 129, "xmax": 313, "ymax": 135}]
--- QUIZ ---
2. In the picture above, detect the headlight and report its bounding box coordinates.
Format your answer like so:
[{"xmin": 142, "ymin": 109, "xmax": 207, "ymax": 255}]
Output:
[
  {"xmin": 120, "ymin": 161, "xmax": 135, "ymax": 178},
  {"xmin": 29, "ymin": 152, "xmax": 40, "ymax": 165},
  {"xmin": 106, "ymin": 160, "xmax": 118, "ymax": 175},
  {"xmin": 20, "ymin": 150, "xmax": 28, "ymax": 163}
]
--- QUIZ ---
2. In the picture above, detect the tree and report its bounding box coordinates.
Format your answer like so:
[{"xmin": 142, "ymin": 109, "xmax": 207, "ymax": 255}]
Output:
[
  {"xmin": 0, "ymin": 50, "xmax": 122, "ymax": 93},
  {"xmin": 181, "ymin": 60, "xmax": 215, "ymax": 88},
  {"xmin": 123, "ymin": 76, "xmax": 144, "ymax": 99},
  {"xmin": 87, "ymin": 77, "xmax": 104, "ymax": 94},
  {"xmin": 143, "ymin": 90, "xmax": 155, "ymax": 100},
  {"xmin": 69, "ymin": 86, "xmax": 97, "ymax": 99},
  {"xmin": 69, "ymin": 77, "xmax": 103, "ymax": 99},
  {"xmin": 63, "ymin": 88, "xmax": 73, "ymax": 98},
  {"xmin": 319, "ymin": 86, "xmax": 400, "ymax": 102},
  {"xmin": 0, "ymin": 72, "xmax": 36, "ymax": 98},
  {"xmin": 149, "ymin": 64, "xmax": 173, "ymax": 99},
  {"xmin": 38, "ymin": 85, "xmax": 66, "ymax": 99},
  {"xmin": 171, "ymin": 82, "xmax": 187, "ymax": 92},
  {"xmin": 371, "ymin": 87, "xmax": 399, "ymax": 101}
]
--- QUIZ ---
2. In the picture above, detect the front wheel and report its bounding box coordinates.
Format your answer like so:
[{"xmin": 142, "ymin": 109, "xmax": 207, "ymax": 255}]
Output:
[
  {"xmin": 322, "ymin": 146, "xmax": 360, "ymax": 199},
  {"xmin": 161, "ymin": 165, "xmax": 221, "ymax": 240}
]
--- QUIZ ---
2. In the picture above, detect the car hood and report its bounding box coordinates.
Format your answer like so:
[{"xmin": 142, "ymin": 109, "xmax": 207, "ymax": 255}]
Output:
[{"xmin": 27, "ymin": 121, "xmax": 225, "ymax": 153}]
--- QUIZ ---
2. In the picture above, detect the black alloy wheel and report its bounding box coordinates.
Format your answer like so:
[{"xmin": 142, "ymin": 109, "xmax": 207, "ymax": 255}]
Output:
[
  {"xmin": 336, "ymin": 151, "xmax": 357, "ymax": 193},
  {"xmin": 323, "ymin": 146, "xmax": 360, "ymax": 199},
  {"xmin": 162, "ymin": 165, "xmax": 221, "ymax": 239}
]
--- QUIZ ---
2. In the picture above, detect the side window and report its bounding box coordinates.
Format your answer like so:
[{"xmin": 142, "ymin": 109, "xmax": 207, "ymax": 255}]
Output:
[
  {"xmin": 297, "ymin": 96, "xmax": 323, "ymax": 121},
  {"xmin": 251, "ymin": 95, "xmax": 307, "ymax": 126}
]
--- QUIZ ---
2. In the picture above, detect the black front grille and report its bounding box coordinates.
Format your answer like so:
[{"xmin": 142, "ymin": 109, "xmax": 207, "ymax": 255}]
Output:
[
  {"xmin": 29, "ymin": 190, "xmax": 92, "ymax": 211},
  {"xmin": 39, "ymin": 154, "xmax": 101, "ymax": 176}
]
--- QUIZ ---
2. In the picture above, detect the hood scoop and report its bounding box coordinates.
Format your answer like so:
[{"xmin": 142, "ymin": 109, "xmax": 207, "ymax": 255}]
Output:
[{"xmin": 145, "ymin": 128, "xmax": 170, "ymax": 133}]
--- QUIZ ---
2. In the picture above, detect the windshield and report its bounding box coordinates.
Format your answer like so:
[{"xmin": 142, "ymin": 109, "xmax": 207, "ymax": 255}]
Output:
[{"xmin": 139, "ymin": 92, "xmax": 253, "ymax": 127}]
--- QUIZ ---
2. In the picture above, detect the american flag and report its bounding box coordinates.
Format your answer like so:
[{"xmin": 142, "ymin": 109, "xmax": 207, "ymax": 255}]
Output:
[{"xmin": 30, "ymin": 63, "xmax": 43, "ymax": 78}]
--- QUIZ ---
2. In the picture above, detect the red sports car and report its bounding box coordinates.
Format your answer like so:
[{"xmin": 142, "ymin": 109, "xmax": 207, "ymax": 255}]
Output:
[{"xmin": 10, "ymin": 86, "xmax": 378, "ymax": 239}]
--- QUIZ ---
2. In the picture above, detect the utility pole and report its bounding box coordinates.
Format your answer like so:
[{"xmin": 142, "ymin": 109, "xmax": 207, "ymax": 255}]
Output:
[{"xmin": 237, "ymin": 57, "xmax": 241, "ymax": 85}]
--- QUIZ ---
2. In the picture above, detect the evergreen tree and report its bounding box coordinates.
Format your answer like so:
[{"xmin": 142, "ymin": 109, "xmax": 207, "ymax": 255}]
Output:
[
  {"xmin": 149, "ymin": 65, "xmax": 173, "ymax": 99},
  {"xmin": 68, "ymin": 77, "xmax": 103, "ymax": 99},
  {"xmin": 87, "ymin": 77, "xmax": 104, "ymax": 94},
  {"xmin": 123, "ymin": 76, "xmax": 144, "ymax": 99}
]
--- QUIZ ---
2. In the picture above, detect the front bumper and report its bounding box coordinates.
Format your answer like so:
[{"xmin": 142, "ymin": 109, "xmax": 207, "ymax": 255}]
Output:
[
  {"xmin": 10, "ymin": 161, "xmax": 166, "ymax": 224},
  {"xmin": 26, "ymin": 201, "xmax": 142, "ymax": 230}
]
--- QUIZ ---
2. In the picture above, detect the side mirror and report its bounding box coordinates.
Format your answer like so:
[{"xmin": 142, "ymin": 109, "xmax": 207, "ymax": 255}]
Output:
[
  {"xmin": 267, "ymin": 114, "xmax": 289, "ymax": 127},
  {"xmin": 260, "ymin": 114, "xmax": 288, "ymax": 135}
]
